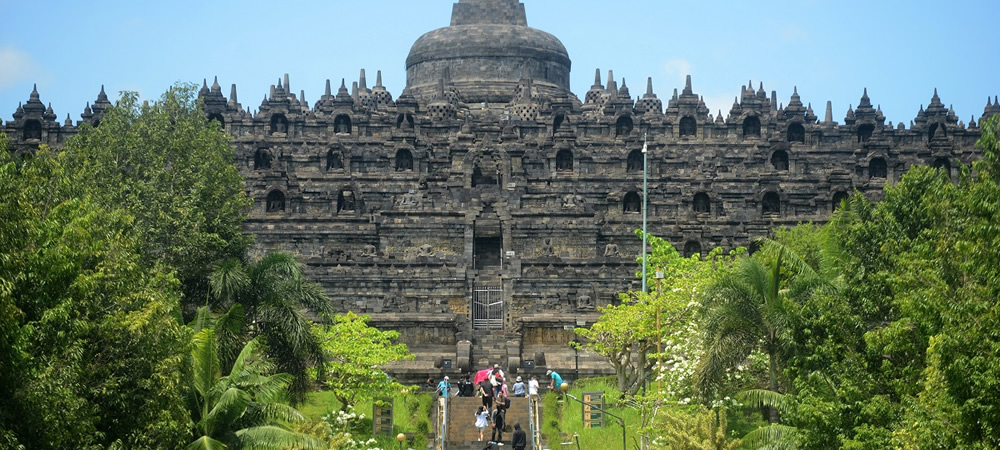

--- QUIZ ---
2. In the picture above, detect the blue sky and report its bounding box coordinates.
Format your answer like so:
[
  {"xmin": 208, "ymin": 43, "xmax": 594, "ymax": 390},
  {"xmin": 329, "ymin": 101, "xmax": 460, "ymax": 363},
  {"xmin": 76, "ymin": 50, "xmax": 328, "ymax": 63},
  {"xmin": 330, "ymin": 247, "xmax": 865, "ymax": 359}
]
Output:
[{"xmin": 2, "ymin": 0, "xmax": 997, "ymax": 128}]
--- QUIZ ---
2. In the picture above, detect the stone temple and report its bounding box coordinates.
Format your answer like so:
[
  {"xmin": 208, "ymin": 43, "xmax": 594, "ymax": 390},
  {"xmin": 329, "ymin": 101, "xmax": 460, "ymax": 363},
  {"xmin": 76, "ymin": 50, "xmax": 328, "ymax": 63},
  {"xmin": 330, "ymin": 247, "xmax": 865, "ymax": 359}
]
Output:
[{"xmin": 4, "ymin": 0, "xmax": 997, "ymax": 381}]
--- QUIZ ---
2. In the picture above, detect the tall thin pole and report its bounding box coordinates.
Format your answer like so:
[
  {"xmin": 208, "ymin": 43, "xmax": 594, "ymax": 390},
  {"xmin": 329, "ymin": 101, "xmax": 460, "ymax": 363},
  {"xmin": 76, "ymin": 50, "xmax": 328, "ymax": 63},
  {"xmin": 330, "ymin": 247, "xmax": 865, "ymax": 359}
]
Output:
[{"xmin": 641, "ymin": 134, "xmax": 648, "ymax": 294}]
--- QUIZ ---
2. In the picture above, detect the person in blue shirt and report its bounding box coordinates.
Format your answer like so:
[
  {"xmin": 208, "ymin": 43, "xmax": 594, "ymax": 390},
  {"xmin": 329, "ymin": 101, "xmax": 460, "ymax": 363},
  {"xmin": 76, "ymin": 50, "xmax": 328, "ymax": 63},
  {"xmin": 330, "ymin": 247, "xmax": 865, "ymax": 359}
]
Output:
[
  {"xmin": 512, "ymin": 376, "xmax": 526, "ymax": 397},
  {"xmin": 437, "ymin": 375, "xmax": 452, "ymax": 409},
  {"xmin": 546, "ymin": 370, "xmax": 563, "ymax": 391}
]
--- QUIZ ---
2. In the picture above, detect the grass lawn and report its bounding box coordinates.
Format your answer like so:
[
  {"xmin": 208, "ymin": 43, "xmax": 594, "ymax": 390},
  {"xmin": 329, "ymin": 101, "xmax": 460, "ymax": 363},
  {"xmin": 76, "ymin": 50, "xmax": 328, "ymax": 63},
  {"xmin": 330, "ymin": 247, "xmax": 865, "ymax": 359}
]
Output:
[
  {"xmin": 542, "ymin": 377, "xmax": 765, "ymax": 449},
  {"xmin": 300, "ymin": 390, "xmax": 434, "ymax": 449},
  {"xmin": 542, "ymin": 377, "xmax": 644, "ymax": 450}
]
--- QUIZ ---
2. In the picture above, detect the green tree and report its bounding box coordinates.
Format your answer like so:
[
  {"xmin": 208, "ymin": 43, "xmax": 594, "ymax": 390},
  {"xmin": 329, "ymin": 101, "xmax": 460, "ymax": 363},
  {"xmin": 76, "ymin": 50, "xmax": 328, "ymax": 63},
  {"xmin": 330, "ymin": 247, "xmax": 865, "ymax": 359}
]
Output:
[
  {"xmin": 209, "ymin": 253, "xmax": 332, "ymax": 403},
  {"xmin": 313, "ymin": 312, "xmax": 414, "ymax": 411},
  {"xmin": 696, "ymin": 240, "xmax": 824, "ymax": 424},
  {"xmin": 0, "ymin": 144, "xmax": 191, "ymax": 448},
  {"xmin": 650, "ymin": 406, "xmax": 740, "ymax": 450},
  {"xmin": 576, "ymin": 232, "xmax": 736, "ymax": 397},
  {"xmin": 60, "ymin": 85, "xmax": 251, "ymax": 310},
  {"xmin": 770, "ymin": 116, "xmax": 1000, "ymax": 448},
  {"xmin": 186, "ymin": 326, "xmax": 325, "ymax": 449}
]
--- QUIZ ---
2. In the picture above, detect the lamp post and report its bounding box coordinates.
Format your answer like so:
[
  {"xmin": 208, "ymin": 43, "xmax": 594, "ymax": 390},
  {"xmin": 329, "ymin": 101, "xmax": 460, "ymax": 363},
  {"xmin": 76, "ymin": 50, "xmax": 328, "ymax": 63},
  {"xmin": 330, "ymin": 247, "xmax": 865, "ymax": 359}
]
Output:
[
  {"xmin": 641, "ymin": 134, "xmax": 648, "ymax": 294},
  {"xmin": 561, "ymin": 384, "xmax": 626, "ymax": 450},
  {"xmin": 571, "ymin": 339, "xmax": 580, "ymax": 382},
  {"xmin": 396, "ymin": 432, "xmax": 406, "ymax": 450}
]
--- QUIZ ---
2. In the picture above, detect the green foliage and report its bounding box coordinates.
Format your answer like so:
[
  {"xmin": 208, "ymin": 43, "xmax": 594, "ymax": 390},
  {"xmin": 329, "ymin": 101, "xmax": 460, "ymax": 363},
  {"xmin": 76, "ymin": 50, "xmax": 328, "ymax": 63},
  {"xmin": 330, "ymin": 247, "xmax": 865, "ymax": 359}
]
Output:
[
  {"xmin": 542, "ymin": 377, "xmax": 740, "ymax": 450},
  {"xmin": 186, "ymin": 328, "xmax": 325, "ymax": 449},
  {"xmin": 697, "ymin": 239, "xmax": 828, "ymax": 425},
  {"xmin": 294, "ymin": 390, "xmax": 433, "ymax": 449},
  {"xmin": 0, "ymin": 85, "xmax": 255, "ymax": 448},
  {"xmin": 0, "ymin": 144, "xmax": 191, "ymax": 448},
  {"xmin": 313, "ymin": 312, "xmax": 414, "ymax": 412},
  {"xmin": 763, "ymin": 116, "xmax": 1000, "ymax": 448},
  {"xmin": 209, "ymin": 252, "xmax": 333, "ymax": 403},
  {"xmin": 60, "ymin": 85, "xmax": 252, "ymax": 308},
  {"xmin": 577, "ymin": 232, "xmax": 737, "ymax": 397},
  {"xmin": 651, "ymin": 406, "xmax": 740, "ymax": 450}
]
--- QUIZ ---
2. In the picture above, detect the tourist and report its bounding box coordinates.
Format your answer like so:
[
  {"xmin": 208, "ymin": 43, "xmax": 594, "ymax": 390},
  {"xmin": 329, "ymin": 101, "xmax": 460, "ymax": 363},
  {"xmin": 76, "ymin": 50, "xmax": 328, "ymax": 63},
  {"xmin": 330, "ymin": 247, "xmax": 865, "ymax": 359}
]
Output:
[
  {"xmin": 479, "ymin": 377, "xmax": 494, "ymax": 410},
  {"xmin": 546, "ymin": 370, "xmax": 564, "ymax": 391},
  {"xmin": 528, "ymin": 376, "xmax": 540, "ymax": 399},
  {"xmin": 511, "ymin": 423, "xmax": 527, "ymax": 450},
  {"xmin": 489, "ymin": 363, "xmax": 505, "ymax": 399},
  {"xmin": 512, "ymin": 376, "xmax": 526, "ymax": 397},
  {"xmin": 497, "ymin": 392, "xmax": 511, "ymax": 411},
  {"xmin": 475, "ymin": 405, "xmax": 490, "ymax": 441},
  {"xmin": 437, "ymin": 375, "xmax": 452, "ymax": 409},
  {"xmin": 459, "ymin": 375, "xmax": 475, "ymax": 397},
  {"xmin": 491, "ymin": 397, "xmax": 507, "ymax": 443}
]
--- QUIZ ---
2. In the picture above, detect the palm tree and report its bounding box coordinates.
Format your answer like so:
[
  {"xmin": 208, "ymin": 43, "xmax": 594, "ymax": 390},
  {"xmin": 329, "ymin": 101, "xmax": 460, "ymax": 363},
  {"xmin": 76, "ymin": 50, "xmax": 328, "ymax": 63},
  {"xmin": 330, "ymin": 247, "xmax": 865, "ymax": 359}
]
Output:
[
  {"xmin": 209, "ymin": 252, "xmax": 331, "ymax": 403},
  {"xmin": 186, "ymin": 327, "xmax": 325, "ymax": 450},
  {"xmin": 696, "ymin": 240, "xmax": 824, "ymax": 424}
]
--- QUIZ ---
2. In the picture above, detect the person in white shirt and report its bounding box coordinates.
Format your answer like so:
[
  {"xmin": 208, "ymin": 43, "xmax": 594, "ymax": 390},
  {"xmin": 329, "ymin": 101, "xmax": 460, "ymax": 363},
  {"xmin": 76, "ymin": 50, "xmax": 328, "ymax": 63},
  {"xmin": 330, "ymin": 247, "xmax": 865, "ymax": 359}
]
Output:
[
  {"xmin": 474, "ymin": 405, "xmax": 490, "ymax": 441},
  {"xmin": 528, "ymin": 376, "xmax": 540, "ymax": 399}
]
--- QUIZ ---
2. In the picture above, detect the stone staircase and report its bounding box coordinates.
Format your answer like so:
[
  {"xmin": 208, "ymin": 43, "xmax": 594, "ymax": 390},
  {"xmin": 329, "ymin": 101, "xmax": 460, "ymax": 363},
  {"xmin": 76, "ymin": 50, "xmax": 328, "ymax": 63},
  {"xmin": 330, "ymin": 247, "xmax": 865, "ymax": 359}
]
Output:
[
  {"xmin": 472, "ymin": 333, "xmax": 515, "ymax": 368},
  {"xmin": 445, "ymin": 396, "xmax": 536, "ymax": 449}
]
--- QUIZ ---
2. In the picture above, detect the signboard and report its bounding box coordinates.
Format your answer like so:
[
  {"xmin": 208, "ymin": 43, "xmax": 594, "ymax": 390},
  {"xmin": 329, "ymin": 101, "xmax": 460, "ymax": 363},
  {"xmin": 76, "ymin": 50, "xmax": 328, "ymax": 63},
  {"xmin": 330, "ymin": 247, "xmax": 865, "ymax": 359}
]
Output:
[
  {"xmin": 582, "ymin": 391, "xmax": 605, "ymax": 428},
  {"xmin": 373, "ymin": 399, "xmax": 394, "ymax": 435}
]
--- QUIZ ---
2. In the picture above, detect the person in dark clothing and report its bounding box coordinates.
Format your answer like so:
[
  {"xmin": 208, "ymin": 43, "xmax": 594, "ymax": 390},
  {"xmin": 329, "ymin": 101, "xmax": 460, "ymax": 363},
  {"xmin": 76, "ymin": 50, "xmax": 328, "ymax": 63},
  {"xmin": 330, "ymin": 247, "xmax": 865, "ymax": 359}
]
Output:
[
  {"xmin": 490, "ymin": 403, "xmax": 506, "ymax": 443},
  {"xmin": 510, "ymin": 423, "xmax": 527, "ymax": 450},
  {"xmin": 458, "ymin": 375, "xmax": 475, "ymax": 397},
  {"xmin": 479, "ymin": 379, "xmax": 494, "ymax": 410}
]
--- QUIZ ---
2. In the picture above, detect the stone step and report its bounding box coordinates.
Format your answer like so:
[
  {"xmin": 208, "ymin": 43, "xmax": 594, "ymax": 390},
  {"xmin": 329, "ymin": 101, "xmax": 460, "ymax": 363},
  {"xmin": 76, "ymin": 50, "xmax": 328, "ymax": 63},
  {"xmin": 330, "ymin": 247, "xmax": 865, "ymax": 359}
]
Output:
[
  {"xmin": 446, "ymin": 397, "xmax": 537, "ymax": 447},
  {"xmin": 445, "ymin": 440, "xmax": 504, "ymax": 450}
]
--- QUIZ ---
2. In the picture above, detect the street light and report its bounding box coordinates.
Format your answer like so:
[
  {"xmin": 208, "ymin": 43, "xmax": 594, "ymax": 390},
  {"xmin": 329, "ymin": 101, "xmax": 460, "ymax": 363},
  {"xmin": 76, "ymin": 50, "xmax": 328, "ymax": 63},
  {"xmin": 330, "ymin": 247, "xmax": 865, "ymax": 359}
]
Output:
[
  {"xmin": 396, "ymin": 432, "xmax": 406, "ymax": 450},
  {"xmin": 570, "ymin": 338, "xmax": 581, "ymax": 382},
  {"xmin": 641, "ymin": 134, "xmax": 648, "ymax": 294},
  {"xmin": 561, "ymin": 383, "xmax": 626, "ymax": 450}
]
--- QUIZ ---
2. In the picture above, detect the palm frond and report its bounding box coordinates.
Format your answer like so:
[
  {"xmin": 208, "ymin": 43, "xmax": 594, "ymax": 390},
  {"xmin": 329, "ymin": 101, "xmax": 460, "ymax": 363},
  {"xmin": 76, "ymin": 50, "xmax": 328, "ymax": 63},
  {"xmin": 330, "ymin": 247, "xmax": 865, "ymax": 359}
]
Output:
[
  {"xmin": 232, "ymin": 373, "xmax": 293, "ymax": 403},
  {"xmin": 192, "ymin": 329, "xmax": 221, "ymax": 400},
  {"xmin": 739, "ymin": 424, "xmax": 799, "ymax": 450},
  {"xmin": 250, "ymin": 252, "xmax": 300, "ymax": 281},
  {"xmin": 735, "ymin": 389, "xmax": 790, "ymax": 414},
  {"xmin": 286, "ymin": 274, "xmax": 332, "ymax": 315},
  {"xmin": 258, "ymin": 301, "xmax": 314, "ymax": 355},
  {"xmin": 184, "ymin": 436, "xmax": 227, "ymax": 450},
  {"xmin": 210, "ymin": 258, "xmax": 250, "ymax": 304},
  {"xmin": 190, "ymin": 306, "xmax": 213, "ymax": 333},
  {"xmin": 215, "ymin": 303, "xmax": 248, "ymax": 371},
  {"xmin": 204, "ymin": 388, "xmax": 251, "ymax": 438},
  {"xmin": 235, "ymin": 425, "xmax": 326, "ymax": 450},
  {"xmin": 231, "ymin": 337, "xmax": 262, "ymax": 376},
  {"xmin": 759, "ymin": 238, "xmax": 819, "ymax": 280},
  {"xmin": 248, "ymin": 402, "xmax": 307, "ymax": 424}
]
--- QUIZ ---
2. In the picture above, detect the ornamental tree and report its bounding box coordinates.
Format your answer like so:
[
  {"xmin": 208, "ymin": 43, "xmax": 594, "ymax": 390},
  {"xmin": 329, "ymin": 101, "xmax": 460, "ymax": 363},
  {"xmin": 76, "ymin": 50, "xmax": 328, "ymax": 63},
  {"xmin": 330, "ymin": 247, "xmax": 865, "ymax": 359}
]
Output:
[{"xmin": 313, "ymin": 312, "xmax": 414, "ymax": 411}]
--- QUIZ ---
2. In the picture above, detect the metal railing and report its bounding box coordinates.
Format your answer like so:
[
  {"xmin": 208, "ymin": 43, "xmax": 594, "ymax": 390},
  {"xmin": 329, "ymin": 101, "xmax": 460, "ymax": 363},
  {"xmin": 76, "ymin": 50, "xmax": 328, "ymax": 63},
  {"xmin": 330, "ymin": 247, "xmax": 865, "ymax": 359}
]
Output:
[
  {"xmin": 528, "ymin": 395, "xmax": 542, "ymax": 450},
  {"xmin": 436, "ymin": 397, "xmax": 448, "ymax": 450}
]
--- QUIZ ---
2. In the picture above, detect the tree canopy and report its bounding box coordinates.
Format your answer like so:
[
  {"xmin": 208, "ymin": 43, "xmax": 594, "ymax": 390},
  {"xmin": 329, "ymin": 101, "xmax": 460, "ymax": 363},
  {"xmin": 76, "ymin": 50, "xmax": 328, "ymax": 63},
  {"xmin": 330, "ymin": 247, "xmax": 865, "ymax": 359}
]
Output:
[
  {"xmin": 60, "ymin": 85, "xmax": 251, "ymax": 309},
  {"xmin": 0, "ymin": 138, "xmax": 191, "ymax": 448},
  {"xmin": 313, "ymin": 312, "xmax": 414, "ymax": 411}
]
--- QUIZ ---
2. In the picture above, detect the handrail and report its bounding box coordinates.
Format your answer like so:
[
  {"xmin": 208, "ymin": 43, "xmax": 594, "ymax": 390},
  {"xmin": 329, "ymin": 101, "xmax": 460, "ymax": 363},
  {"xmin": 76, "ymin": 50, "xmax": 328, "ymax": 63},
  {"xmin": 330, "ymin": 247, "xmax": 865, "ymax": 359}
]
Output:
[
  {"xmin": 528, "ymin": 395, "xmax": 542, "ymax": 450},
  {"xmin": 437, "ymin": 396, "xmax": 447, "ymax": 450}
]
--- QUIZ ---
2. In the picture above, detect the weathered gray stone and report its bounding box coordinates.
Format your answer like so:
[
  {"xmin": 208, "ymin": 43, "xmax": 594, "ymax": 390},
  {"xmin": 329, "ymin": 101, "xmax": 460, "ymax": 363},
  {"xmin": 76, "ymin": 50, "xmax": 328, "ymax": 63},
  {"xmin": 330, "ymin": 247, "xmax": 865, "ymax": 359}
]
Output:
[{"xmin": 4, "ymin": 0, "xmax": 994, "ymax": 383}]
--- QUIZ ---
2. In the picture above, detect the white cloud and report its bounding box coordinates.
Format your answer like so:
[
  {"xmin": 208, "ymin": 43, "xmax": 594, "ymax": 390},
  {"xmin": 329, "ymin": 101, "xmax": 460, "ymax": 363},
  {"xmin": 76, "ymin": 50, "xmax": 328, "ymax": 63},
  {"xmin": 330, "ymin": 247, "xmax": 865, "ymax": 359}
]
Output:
[
  {"xmin": 0, "ymin": 47, "xmax": 41, "ymax": 89},
  {"xmin": 661, "ymin": 59, "xmax": 693, "ymax": 88}
]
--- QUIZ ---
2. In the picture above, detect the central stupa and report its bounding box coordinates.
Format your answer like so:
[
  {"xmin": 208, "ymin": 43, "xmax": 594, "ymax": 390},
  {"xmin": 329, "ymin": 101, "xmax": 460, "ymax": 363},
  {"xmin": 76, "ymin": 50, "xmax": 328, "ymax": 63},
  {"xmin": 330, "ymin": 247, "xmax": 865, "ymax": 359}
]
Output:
[{"xmin": 405, "ymin": 0, "xmax": 572, "ymax": 104}]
